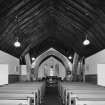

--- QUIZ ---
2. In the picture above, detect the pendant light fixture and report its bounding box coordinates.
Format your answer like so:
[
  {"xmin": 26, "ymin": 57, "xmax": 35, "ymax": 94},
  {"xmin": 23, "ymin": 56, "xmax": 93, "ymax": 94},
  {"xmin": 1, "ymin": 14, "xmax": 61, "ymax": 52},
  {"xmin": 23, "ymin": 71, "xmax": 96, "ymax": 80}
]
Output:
[
  {"xmin": 83, "ymin": 35, "xmax": 90, "ymax": 46},
  {"xmin": 32, "ymin": 57, "xmax": 35, "ymax": 61},
  {"xmin": 14, "ymin": 16, "xmax": 21, "ymax": 48},
  {"xmin": 14, "ymin": 37, "xmax": 21, "ymax": 47},
  {"xmin": 68, "ymin": 55, "xmax": 72, "ymax": 60}
]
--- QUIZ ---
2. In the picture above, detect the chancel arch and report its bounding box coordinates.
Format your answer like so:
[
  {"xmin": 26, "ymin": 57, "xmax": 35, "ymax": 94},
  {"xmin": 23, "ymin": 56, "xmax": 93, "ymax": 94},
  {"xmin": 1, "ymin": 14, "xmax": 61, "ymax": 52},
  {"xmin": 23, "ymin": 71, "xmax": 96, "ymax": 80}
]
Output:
[
  {"xmin": 32, "ymin": 48, "xmax": 72, "ymax": 79},
  {"xmin": 38, "ymin": 56, "xmax": 66, "ymax": 79}
]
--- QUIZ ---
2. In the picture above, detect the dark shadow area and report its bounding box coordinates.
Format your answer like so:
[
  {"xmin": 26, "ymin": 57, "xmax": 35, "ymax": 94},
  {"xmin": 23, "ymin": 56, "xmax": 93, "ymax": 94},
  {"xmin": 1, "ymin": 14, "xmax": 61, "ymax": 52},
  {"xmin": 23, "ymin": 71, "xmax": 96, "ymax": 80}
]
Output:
[{"xmin": 42, "ymin": 86, "xmax": 62, "ymax": 105}]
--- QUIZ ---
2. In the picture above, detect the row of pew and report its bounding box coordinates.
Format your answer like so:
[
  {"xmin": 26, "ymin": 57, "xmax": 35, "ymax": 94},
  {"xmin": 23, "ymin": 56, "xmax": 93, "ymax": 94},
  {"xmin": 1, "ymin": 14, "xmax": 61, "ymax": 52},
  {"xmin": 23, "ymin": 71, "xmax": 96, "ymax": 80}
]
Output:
[
  {"xmin": 58, "ymin": 81, "xmax": 105, "ymax": 105},
  {"xmin": 0, "ymin": 81, "xmax": 46, "ymax": 105}
]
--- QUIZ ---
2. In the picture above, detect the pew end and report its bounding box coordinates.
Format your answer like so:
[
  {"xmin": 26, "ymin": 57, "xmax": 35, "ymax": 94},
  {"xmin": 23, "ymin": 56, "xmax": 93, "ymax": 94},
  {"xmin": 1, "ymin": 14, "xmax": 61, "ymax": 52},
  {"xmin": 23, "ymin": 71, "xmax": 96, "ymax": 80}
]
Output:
[{"xmin": 75, "ymin": 98, "xmax": 105, "ymax": 105}]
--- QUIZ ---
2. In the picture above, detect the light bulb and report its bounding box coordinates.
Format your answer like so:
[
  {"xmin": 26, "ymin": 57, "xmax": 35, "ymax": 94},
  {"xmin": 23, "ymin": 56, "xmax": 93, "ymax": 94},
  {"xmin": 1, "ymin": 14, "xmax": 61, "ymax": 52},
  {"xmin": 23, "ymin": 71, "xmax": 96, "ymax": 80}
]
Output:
[
  {"xmin": 32, "ymin": 57, "xmax": 35, "ymax": 61},
  {"xmin": 68, "ymin": 56, "xmax": 72, "ymax": 60},
  {"xmin": 14, "ymin": 40, "xmax": 21, "ymax": 47},
  {"xmin": 83, "ymin": 39, "xmax": 90, "ymax": 45}
]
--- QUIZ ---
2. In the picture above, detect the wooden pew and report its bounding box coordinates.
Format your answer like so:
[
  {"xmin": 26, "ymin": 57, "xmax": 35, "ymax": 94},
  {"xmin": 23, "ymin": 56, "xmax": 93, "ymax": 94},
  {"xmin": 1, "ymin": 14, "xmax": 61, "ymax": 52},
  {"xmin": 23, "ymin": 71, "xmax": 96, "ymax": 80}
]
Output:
[
  {"xmin": 59, "ymin": 82, "xmax": 105, "ymax": 97},
  {"xmin": 3, "ymin": 82, "xmax": 46, "ymax": 103},
  {"xmin": 65, "ymin": 89, "xmax": 105, "ymax": 105},
  {"xmin": 0, "ymin": 88, "xmax": 37, "ymax": 105},
  {"xmin": 65, "ymin": 90, "xmax": 105, "ymax": 105},
  {"xmin": 0, "ymin": 99, "xmax": 30, "ymax": 105},
  {"xmin": 61, "ymin": 87, "xmax": 105, "ymax": 104},
  {"xmin": 0, "ymin": 81, "xmax": 46, "ymax": 105},
  {"xmin": 69, "ymin": 94, "xmax": 105, "ymax": 105},
  {"xmin": 58, "ymin": 81, "xmax": 105, "ymax": 105},
  {"xmin": 0, "ymin": 88, "xmax": 39, "ymax": 104},
  {"xmin": 0, "ymin": 91, "xmax": 35, "ymax": 105},
  {"xmin": 75, "ymin": 98, "xmax": 105, "ymax": 105}
]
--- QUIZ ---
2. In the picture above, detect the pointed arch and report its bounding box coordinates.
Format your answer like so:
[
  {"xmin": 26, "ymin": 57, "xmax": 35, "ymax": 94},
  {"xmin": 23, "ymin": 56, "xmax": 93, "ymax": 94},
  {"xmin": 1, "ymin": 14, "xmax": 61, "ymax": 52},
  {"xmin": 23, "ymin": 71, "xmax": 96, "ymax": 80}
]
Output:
[
  {"xmin": 38, "ymin": 56, "xmax": 66, "ymax": 79},
  {"xmin": 32, "ymin": 48, "xmax": 72, "ymax": 79},
  {"xmin": 39, "ymin": 55, "xmax": 65, "ymax": 67}
]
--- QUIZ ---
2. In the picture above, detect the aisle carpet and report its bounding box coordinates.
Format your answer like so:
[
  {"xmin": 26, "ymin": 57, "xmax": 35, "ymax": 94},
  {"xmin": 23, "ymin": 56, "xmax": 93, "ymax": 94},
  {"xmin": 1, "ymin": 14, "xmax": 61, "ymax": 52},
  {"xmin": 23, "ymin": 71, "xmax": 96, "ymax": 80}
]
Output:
[{"xmin": 42, "ymin": 86, "xmax": 62, "ymax": 105}]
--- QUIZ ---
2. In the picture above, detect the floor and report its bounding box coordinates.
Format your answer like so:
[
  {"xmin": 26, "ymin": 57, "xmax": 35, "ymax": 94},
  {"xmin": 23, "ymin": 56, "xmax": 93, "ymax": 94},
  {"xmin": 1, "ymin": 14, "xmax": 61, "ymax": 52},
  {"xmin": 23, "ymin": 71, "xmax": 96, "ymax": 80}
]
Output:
[{"xmin": 42, "ymin": 86, "xmax": 62, "ymax": 105}]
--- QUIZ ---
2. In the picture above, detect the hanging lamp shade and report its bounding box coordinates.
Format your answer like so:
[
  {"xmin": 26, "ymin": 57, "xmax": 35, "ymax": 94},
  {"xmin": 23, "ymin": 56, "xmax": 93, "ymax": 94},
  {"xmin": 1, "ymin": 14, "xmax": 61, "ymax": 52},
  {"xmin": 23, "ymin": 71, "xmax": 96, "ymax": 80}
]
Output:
[
  {"xmin": 68, "ymin": 56, "xmax": 72, "ymax": 60},
  {"xmin": 83, "ymin": 36, "xmax": 90, "ymax": 46},
  {"xmin": 14, "ymin": 36, "xmax": 21, "ymax": 47},
  {"xmin": 32, "ymin": 57, "xmax": 35, "ymax": 61},
  {"xmin": 14, "ymin": 39, "xmax": 21, "ymax": 47}
]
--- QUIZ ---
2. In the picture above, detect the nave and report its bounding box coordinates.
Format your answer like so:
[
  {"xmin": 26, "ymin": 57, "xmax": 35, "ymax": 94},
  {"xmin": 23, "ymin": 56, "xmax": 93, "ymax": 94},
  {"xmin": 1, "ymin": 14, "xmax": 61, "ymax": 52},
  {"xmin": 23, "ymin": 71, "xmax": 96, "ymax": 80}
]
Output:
[{"xmin": 1, "ymin": 0, "xmax": 105, "ymax": 105}]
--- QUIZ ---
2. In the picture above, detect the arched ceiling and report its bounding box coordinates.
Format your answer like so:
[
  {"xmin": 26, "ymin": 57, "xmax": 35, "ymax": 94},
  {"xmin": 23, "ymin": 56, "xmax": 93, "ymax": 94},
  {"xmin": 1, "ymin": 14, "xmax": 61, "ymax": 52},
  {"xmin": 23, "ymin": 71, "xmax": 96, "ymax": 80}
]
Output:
[{"xmin": 0, "ymin": 0, "xmax": 105, "ymax": 58}]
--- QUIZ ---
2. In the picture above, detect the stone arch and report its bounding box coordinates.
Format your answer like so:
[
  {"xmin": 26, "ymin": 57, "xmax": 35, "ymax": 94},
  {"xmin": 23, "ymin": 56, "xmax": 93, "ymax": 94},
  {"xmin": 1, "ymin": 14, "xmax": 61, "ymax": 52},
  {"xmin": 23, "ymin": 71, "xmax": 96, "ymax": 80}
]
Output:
[{"xmin": 32, "ymin": 48, "xmax": 72, "ymax": 79}]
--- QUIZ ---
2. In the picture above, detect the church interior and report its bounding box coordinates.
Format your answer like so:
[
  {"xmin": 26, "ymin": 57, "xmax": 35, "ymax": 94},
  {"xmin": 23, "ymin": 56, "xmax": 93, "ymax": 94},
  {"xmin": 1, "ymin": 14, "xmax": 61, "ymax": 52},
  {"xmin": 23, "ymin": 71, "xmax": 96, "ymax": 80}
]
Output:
[{"xmin": 0, "ymin": 0, "xmax": 105, "ymax": 105}]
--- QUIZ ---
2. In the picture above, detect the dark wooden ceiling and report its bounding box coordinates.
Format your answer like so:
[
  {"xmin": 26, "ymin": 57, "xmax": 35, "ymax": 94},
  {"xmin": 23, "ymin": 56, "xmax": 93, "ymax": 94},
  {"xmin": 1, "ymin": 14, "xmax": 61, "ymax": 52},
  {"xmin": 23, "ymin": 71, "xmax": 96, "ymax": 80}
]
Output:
[{"xmin": 0, "ymin": 0, "xmax": 105, "ymax": 58}]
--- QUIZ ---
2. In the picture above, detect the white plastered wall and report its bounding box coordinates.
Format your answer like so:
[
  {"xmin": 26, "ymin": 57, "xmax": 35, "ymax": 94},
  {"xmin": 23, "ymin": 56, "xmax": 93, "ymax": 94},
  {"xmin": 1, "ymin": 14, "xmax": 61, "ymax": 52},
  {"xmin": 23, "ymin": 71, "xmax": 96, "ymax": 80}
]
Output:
[
  {"xmin": 0, "ymin": 50, "xmax": 19, "ymax": 75},
  {"xmin": 85, "ymin": 49, "xmax": 105, "ymax": 75}
]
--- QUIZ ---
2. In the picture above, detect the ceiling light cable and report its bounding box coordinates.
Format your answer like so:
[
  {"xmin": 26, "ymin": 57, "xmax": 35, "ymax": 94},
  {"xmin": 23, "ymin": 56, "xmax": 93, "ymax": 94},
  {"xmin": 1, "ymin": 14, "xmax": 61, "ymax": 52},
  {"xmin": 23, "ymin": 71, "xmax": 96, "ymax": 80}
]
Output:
[{"xmin": 14, "ymin": 16, "xmax": 21, "ymax": 48}]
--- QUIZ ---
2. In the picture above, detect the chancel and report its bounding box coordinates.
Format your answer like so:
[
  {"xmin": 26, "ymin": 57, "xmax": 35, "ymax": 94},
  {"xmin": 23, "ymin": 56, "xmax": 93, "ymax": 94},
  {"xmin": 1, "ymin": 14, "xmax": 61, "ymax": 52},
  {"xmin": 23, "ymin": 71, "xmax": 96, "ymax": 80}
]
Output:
[{"xmin": 0, "ymin": 0, "xmax": 105, "ymax": 105}]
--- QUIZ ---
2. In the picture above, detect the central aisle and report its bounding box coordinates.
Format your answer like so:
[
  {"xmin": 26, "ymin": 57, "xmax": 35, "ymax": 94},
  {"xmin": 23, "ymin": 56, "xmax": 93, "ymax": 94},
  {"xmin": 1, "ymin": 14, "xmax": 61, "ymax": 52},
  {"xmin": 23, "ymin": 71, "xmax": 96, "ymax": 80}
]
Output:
[{"xmin": 42, "ymin": 86, "xmax": 62, "ymax": 105}]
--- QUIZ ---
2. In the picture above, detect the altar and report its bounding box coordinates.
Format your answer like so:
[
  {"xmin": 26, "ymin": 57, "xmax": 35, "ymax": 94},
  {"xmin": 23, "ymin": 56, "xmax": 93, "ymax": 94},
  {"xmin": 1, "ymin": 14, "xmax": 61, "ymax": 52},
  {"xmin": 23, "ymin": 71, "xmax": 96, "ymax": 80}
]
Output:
[{"xmin": 46, "ymin": 76, "xmax": 59, "ymax": 87}]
